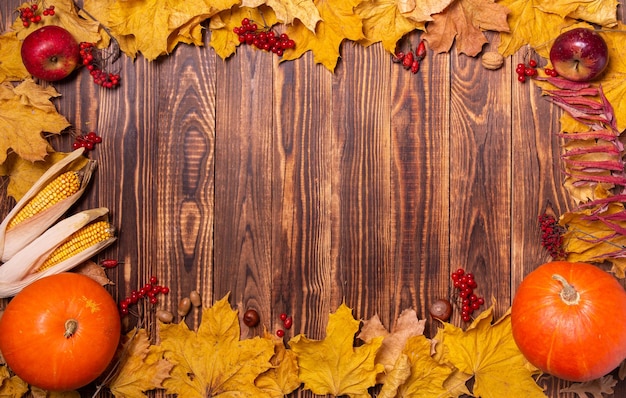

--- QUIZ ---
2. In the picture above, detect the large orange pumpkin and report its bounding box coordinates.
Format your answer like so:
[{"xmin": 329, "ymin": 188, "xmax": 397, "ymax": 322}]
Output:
[
  {"xmin": 0, "ymin": 272, "xmax": 121, "ymax": 391},
  {"xmin": 511, "ymin": 261, "xmax": 626, "ymax": 382}
]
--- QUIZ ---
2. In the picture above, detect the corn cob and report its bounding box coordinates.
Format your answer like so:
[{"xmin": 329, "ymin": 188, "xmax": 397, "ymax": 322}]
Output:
[
  {"xmin": 36, "ymin": 220, "xmax": 115, "ymax": 272},
  {"xmin": 7, "ymin": 171, "xmax": 81, "ymax": 230}
]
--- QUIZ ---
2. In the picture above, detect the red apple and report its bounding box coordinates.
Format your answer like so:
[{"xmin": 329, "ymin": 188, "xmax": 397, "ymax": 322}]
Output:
[
  {"xmin": 549, "ymin": 28, "xmax": 608, "ymax": 82},
  {"xmin": 21, "ymin": 25, "xmax": 81, "ymax": 82}
]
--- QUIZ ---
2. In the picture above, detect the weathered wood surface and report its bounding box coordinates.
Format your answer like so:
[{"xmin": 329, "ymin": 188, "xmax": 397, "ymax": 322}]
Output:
[{"xmin": 1, "ymin": 1, "xmax": 625, "ymax": 396}]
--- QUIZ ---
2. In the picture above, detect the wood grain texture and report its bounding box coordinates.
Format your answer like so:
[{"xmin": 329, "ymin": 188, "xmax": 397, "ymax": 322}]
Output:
[{"xmin": 2, "ymin": 1, "xmax": 626, "ymax": 396}]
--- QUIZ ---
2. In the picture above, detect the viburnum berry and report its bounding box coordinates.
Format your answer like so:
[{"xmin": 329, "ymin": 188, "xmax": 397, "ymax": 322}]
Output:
[
  {"xmin": 538, "ymin": 213, "xmax": 566, "ymax": 259},
  {"xmin": 450, "ymin": 267, "xmax": 485, "ymax": 322},
  {"xmin": 233, "ymin": 18, "xmax": 295, "ymax": 57},
  {"xmin": 72, "ymin": 131, "xmax": 103, "ymax": 152},
  {"xmin": 119, "ymin": 276, "xmax": 170, "ymax": 316},
  {"xmin": 79, "ymin": 42, "xmax": 121, "ymax": 89},
  {"xmin": 18, "ymin": 3, "xmax": 56, "ymax": 27}
]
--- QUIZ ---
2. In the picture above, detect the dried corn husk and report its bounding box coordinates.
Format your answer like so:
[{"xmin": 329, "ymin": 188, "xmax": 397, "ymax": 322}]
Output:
[
  {"xmin": 0, "ymin": 148, "xmax": 96, "ymax": 262},
  {"xmin": 0, "ymin": 208, "xmax": 116, "ymax": 298}
]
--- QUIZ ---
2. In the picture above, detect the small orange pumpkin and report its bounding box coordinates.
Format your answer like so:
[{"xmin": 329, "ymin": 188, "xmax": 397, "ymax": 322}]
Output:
[
  {"xmin": 511, "ymin": 261, "xmax": 626, "ymax": 382},
  {"xmin": 0, "ymin": 272, "xmax": 121, "ymax": 391}
]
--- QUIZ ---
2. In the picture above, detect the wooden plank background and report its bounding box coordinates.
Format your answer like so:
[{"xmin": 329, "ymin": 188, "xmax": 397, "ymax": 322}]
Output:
[{"xmin": 1, "ymin": 1, "xmax": 625, "ymax": 396}]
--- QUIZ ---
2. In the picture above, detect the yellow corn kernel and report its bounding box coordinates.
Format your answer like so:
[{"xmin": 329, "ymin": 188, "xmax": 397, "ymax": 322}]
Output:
[
  {"xmin": 7, "ymin": 171, "xmax": 81, "ymax": 230},
  {"xmin": 36, "ymin": 221, "xmax": 114, "ymax": 272}
]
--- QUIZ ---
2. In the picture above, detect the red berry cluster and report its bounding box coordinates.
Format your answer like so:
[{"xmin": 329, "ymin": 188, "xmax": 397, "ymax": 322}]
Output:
[
  {"xmin": 516, "ymin": 59, "xmax": 538, "ymax": 83},
  {"xmin": 276, "ymin": 312, "xmax": 293, "ymax": 337},
  {"xmin": 544, "ymin": 67, "xmax": 559, "ymax": 77},
  {"xmin": 18, "ymin": 4, "xmax": 55, "ymax": 27},
  {"xmin": 451, "ymin": 268, "xmax": 485, "ymax": 322},
  {"xmin": 233, "ymin": 18, "xmax": 295, "ymax": 57},
  {"xmin": 72, "ymin": 131, "xmax": 102, "ymax": 152},
  {"xmin": 119, "ymin": 276, "xmax": 170, "ymax": 316},
  {"xmin": 539, "ymin": 213, "xmax": 566, "ymax": 259},
  {"xmin": 392, "ymin": 40, "xmax": 427, "ymax": 74},
  {"xmin": 79, "ymin": 42, "xmax": 120, "ymax": 89}
]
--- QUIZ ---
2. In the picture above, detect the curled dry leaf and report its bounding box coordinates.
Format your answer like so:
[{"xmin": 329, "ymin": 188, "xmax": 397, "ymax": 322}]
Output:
[{"xmin": 358, "ymin": 309, "xmax": 425, "ymax": 383}]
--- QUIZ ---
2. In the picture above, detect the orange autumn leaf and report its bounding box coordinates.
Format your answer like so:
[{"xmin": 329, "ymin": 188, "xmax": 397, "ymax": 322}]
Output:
[
  {"xmin": 158, "ymin": 294, "xmax": 275, "ymax": 397},
  {"xmin": 434, "ymin": 305, "xmax": 546, "ymax": 398},
  {"xmin": 422, "ymin": 0, "xmax": 509, "ymax": 56},
  {"xmin": 289, "ymin": 303, "xmax": 384, "ymax": 397},
  {"xmin": 356, "ymin": 0, "xmax": 425, "ymax": 54},
  {"xmin": 108, "ymin": 329, "xmax": 173, "ymax": 398},
  {"xmin": 0, "ymin": 80, "xmax": 70, "ymax": 165},
  {"xmin": 281, "ymin": 0, "xmax": 366, "ymax": 72},
  {"xmin": 241, "ymin": 0, "xmax": 321, "ymax": 32}
]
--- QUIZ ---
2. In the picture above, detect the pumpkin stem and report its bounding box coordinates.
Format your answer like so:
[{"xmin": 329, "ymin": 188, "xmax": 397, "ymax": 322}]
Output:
[
  {"xmin": 64, "ymin": 319, "xmax": 78, "ymax": 338},
  {"xmin": 552, "ymin": 274, "xmax": 580, "ymax": 305}
]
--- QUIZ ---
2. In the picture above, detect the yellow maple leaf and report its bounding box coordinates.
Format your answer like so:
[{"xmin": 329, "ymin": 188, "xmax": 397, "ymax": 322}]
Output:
[
  {"xmin": 0, "ymin": 80, "xmax": 70, "ymax": 165},
  {"xmin": 434, "ymin": 306, "xmax": 546, "ymax": 398},
  {"xmin": 355, "ymin": 0, "xmax": 425, "ymax": 54},
  {"xmin": 0, "ymin": 32, "xmax": 29, "ymax": 83},
  {"xmin": 357, "ymin": 309, "xmax": 425, "ymax": 383},
  {"xmin": 209, "ymin": 6, "xmax": 279, "ymax": 60},
  {"xmin": 497, "ymin": 0, "xmax": 572, "ymax": 57},
  {"xmin": 289, "ymin": 303, "xmax": 384, "ymax": 397},
  {"xmin": 12, "ymin": 0, "xmax": 102, "ymax": 44},
  {"xmin": 560, "ymin": 202, "xmax": 626, "ymax": 277},
  {"xmin": 241, "ymin": 0, "xmax": 321, "ymax": 32},
  {"xmin": 98, "ymin": 0, "xmax": 238, "ymax": 60},
  {"xmin": 537, "ymin": 0, "xmax": 618, "ymax": 28},
  {"xmin": 255, "ymin": 331, "xmax": 301, "ymax": 397},
  {"xmin": 0, "ymin": 365, "xmax": 28, "ymax": 397},
  {"xmin": 281, "ymin": 0, "xmax": 367, "ymax": 72},
  {"xmin": 423, "ymin": 0, "xmax": 510, "ymax": 56},
  {"xmin": 107, "ymin": 328, "xmax": 173, "ymax": 398},
  {"xmin": 392, "ymin": 335, "xmax": 469, "ymax": 398},
  {"xmin": 158, "ymin": 293, "xmax": 275, "ymax": 397}
]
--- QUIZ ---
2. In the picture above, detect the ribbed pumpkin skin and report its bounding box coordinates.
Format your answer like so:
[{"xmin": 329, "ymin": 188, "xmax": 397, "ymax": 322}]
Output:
[
  {"xmin": 511, "ymin": 261, "xmax": 626, "ymax": 382},
  {"xmin": 0, "ymin": 273, "xmax": 121, "ymax": 391}
]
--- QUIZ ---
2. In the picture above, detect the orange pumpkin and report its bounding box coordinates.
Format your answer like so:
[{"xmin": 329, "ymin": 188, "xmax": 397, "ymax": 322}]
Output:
[
  {"xmin": 0, "ymin": 272, "xmax": 121, "ymax": 391},
  {"xmin": 511, "ymin": 261, "xmax": 626, "ymax": 382}
]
